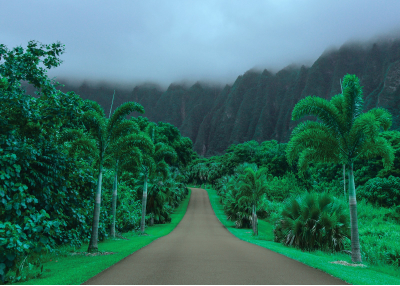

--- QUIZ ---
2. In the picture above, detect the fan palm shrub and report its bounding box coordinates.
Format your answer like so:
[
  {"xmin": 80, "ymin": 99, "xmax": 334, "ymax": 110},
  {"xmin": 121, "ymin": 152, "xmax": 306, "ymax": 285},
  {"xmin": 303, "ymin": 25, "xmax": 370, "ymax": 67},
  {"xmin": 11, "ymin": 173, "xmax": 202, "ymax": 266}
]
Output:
[
  {"xmin": 274, "ymin": 192, "xmax": 350, "ymax": 252},
  {"xmin": 146, "ymin": 178, "xmax": 171, "ymax": 224},
  {"xmin": 215, "ymin": 175, "xmax": 233, "ymax": 198}
]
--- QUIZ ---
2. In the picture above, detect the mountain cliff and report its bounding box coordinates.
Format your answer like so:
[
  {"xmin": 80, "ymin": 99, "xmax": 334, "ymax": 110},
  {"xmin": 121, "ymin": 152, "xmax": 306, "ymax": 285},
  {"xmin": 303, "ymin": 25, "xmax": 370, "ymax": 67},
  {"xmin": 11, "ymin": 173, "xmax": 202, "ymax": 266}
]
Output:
[{"xmin": 48, "ymin": 38, "xmax": 400, "ymax": 156}]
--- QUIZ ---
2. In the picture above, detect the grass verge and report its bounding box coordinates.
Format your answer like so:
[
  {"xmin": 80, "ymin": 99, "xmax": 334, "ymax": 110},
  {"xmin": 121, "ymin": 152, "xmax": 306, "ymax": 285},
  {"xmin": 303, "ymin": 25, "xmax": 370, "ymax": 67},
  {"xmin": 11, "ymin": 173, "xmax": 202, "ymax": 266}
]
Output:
[
  {"xmin": 205, "ymin": 187, "xmax": 400, "ymax": 285},
  {"xmin": 14, "ymin": 189, "xmax": 191, "ymax": 285}
]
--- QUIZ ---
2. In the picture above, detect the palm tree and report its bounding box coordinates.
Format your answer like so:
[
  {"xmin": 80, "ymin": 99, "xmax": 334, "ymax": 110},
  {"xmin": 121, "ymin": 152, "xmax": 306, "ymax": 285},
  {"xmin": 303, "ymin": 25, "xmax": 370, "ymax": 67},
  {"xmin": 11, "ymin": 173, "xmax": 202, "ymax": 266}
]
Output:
[
  {"xmin": 286, "ymin": 74, "xmax": 394, "ymax": 263},
  {"xmin": 105, "ymin": 128, "xmax": 153, "ymax": 238},
  {"xmin": 80, "ymin": 99, "xmax": 145, "ymax": 252},
  {"xmin": 139, "ymin": 123, "xmax": 177, "ymax": 233},
  {"xmin": 238, "ymin": 166, "xmax": 270, "ymax": 235}
]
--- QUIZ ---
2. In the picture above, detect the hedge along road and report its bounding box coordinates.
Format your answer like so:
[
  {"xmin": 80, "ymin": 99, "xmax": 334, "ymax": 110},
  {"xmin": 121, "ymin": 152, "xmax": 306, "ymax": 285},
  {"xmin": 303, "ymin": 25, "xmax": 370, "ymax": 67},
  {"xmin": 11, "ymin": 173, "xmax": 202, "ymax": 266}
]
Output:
[{"xmin": 84, "ymin": 188, "xmax": 348, "ymax": 285}]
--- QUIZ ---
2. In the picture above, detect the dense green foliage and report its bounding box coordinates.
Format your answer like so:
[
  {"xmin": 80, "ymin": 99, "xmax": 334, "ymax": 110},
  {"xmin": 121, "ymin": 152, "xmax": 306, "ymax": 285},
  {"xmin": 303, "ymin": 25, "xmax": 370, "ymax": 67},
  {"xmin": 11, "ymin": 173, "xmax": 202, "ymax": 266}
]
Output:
[
  {"xmin": 187, "ymin": 74, "xmax": 400, "ymax": 268},
  {"xmin": 274, "ymin": 192, "xmax": 350, "ymax": 252},
  {"xmin": 286, "ymin": 73, "xmax": 395, "ymax": 263},
  {"xmin": 0, "ymin": 42, "xmax": 193, "ymax": 283},
  {"xmin": 357, "ymin": 176, "xmax": 400, "ymax": 208},
  {"xmin": 207, "ymin": 187, "xmax": 400, "ymax": 285}
]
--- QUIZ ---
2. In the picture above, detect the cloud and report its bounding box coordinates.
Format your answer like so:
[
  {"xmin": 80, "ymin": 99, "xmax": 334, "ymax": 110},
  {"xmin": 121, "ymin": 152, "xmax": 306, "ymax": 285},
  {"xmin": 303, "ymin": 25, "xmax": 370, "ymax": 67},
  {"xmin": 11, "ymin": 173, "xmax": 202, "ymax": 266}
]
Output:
[{"xmin": 2, "ymin": 0, "xmax": 400, "ymax": 88}]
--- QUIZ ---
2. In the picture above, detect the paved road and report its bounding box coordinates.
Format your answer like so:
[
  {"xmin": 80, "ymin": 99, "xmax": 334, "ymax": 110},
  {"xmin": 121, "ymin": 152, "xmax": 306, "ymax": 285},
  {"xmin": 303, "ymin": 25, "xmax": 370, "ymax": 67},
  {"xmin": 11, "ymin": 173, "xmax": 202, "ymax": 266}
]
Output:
[{"xmin": 84, "ymin": 188, "xmax": 348, "ymax": 284}]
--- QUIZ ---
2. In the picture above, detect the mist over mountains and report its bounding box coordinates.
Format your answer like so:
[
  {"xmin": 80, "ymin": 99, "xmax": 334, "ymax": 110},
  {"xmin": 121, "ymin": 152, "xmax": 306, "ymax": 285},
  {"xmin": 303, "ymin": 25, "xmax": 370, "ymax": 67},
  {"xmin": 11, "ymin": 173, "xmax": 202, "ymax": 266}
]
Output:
[{"xmin": 28, "ymin": 37, "xmax": 400, "ymax": 156}]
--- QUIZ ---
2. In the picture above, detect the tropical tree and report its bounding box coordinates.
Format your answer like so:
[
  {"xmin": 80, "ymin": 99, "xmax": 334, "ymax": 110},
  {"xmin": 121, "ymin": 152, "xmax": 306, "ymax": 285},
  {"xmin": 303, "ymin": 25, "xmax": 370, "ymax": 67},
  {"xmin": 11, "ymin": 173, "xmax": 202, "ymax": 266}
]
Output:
[
  {"xmin": 0, "ymin": 41, "xmax": 99, "ymax": 282},
  {"xmin": 105, "ymin": 124, "xmax": 153, "ymax": 238},
  {"xmin": 286, "ymin": 74, "xmax": 395, "ymax": 263},
  {"xmin": 139, "ymin": 123, "xmax": 177, "ymax": 233},
  {"xmin": 238, "ymin": 166, "xmax": 270, "ymax": 235},
  {"xmin": 78, "ymin": 99, "xmax": 145, "ymax": 252}
]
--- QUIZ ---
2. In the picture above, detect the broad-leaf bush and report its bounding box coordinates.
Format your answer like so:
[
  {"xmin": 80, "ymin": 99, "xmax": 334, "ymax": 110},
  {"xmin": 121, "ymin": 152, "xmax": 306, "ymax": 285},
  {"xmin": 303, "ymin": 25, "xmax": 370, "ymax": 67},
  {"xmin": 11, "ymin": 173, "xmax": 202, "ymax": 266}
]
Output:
[
  {"xmin": 357, "ymin": 175, "xmax": 400, "ymax": 207},
  {"xmin": 0, "ymin": 131, "xmax": 96, "ymax": 282},
  {"xmin": 265, "ymin": 171, "xmax": 304, "ymax": 201}
]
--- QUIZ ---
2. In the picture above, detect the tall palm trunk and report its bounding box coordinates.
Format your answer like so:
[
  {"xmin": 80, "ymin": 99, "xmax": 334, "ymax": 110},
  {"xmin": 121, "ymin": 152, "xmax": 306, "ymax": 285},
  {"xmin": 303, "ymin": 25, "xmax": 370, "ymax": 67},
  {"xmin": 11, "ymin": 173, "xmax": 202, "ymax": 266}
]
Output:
[
  {"xmin": 110, "ymin": 161, "xmax": 118, "ymax": 238},
  {"xmin": 348, "ymin": 162, "xmax": 362, "ymax": 263},
  {"xmin": 343, "ymin": 164, "xmax": 346, "ymax": 197},
  {"xmin": 140, "ymin": 173, "xmax": 148, "ymax": 233},
  {"xmin": 88, "ymin": 163, "xmax": 103, "ymax": 252},
  {"xmin": 252, "ymin": 204, "xmax": 258, "ymax": 236}
]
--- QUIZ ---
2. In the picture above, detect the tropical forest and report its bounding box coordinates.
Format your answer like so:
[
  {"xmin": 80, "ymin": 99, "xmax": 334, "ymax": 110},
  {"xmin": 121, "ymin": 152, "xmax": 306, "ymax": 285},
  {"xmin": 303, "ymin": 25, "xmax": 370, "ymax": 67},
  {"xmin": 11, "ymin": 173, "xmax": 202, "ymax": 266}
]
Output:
[{"xmin": 1, "ymin": 38, "xmax": 400, "ymax": 284}]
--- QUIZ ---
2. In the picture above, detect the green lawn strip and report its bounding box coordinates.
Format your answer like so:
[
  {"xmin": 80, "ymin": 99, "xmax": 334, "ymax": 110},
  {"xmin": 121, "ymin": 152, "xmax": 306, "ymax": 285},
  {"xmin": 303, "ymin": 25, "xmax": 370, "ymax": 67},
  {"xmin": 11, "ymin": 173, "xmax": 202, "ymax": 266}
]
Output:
[
  {"xmin": 15, "ymin": 189, "xmax": 191, "ymax": 285},
  {"xmin": 206, "ymin": 187, "xmax": 400, "ymax": 285}
]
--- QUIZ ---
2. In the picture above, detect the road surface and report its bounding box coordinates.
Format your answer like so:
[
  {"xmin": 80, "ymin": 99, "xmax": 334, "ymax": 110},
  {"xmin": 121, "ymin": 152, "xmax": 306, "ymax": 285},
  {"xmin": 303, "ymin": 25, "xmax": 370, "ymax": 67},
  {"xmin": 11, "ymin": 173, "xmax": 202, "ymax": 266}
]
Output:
[{"xmin": 84, "ymin": 188, "xmax": 348, "ymax": 284}]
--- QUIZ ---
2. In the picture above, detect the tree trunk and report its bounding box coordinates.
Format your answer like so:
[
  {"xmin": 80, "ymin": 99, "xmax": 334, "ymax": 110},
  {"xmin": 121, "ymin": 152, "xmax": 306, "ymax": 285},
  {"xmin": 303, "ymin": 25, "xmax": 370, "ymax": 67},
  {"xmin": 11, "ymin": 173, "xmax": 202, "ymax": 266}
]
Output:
[
  {"xmin": 252, "ymin": 204, "xmax": 258, "ymax": 236},
  {"xmin": 140, "ymin": 173, "xmax": 148, "ymax": 233},
  {"xmin": 343, "ymin": 164, "xmax": 346, "ymax": 197},
  {"xmin": 88, "ymin": 163, "xmax": 103, "ymax": 252},
  {"xmin": 348, "ymin": 162, "xmax": 362, "ymax": 263},
  {"xmin": 110, "ymin": 162, "xmax": 118, "ymax": 238},
  {"xmin": 255, "ymin": 213, "xmax": 258, "ymax": 236}
]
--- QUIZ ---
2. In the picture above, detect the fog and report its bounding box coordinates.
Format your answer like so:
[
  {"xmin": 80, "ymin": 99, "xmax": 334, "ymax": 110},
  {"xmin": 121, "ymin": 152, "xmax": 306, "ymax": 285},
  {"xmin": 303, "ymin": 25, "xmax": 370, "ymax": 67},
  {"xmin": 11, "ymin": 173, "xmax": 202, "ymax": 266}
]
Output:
[{"xmin": 2, "ymin": 0, "xmax": 400, "ymax": 89}]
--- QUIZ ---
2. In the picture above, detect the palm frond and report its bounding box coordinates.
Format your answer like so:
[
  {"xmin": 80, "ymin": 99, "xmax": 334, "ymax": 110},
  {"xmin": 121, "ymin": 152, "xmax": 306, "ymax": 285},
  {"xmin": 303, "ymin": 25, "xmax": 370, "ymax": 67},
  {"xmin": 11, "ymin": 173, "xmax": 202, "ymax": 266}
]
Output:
[
  {"xmin": 82, "ymin": 110, "xmax": 106, "ymax": 142},
  {"xmin": 329, "ymin": 94, "xmax": 346, "ymax": 118},
  {"xmin": 68, "ymin": 138, "xmax": 97, "ymax": 157},
  {"xmin": 349, "ymin": 112, "xmax": 381, "ymax": 146},
  {"xmin": 108, "ymin": 102, "xmax": 144, "ymax": 136},
  {"xmin": 154, "ymin": 143, "xmax": 177, "ymax": 163},
  {"xmin": 110, "ymin": 119, "xmax": 140, "ymax": 142},
  {"xmin": 355, "ymin": 136, "xmax": 395, "ymax": 170},
  {"xmin": 142, "ymin": 154, "xmax": 156, "ymax": 175},
  {"xmin": 286, "ymin": 122, "xmax": 342, "ymax": 165},
  {"xmin": 366, "ymin": 107, "xmax": 392, "ymax": 131},
  {"xmin": 156, "ymin": 160, "xmax": 169, "ymax": 180},
  {"xmin": 291, "ymin": 95, "xmax": 345, "ymax": 137},
  {"xmin": 120, "ymin": 146, "xmax": 143, "ymax": 167},
  {"xmin": 118, "ymin": 133, "xmax": 154, "ymax": 155},
  {"xmin": 145, "ymin": 122, "xmax": 157, "ymax": 141},
  {"xmin": 82, "ymin": 99, "xmax": 105, "ymax": 117},
  {"xmin": 296, "ymin": 148, "xmax": 317, "ymax": 176},
  {"xmin": 341, "ymin": 74, "xmax": 364, "ymax": 131},
  {"xmin": 121, "ymin": 155, "xmax": 140, "ymax": 173}
]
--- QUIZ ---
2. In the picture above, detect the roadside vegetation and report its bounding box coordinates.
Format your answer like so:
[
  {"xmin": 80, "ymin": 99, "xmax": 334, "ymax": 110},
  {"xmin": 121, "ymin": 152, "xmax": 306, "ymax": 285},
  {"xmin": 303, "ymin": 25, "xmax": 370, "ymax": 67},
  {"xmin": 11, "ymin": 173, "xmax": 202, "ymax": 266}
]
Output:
[
  {"xmin": 205, "ymin": 187, "xmax": 400, "ymax": 285},
  {"xmin": 12, "ymin": 189, "xmax": 191, "ymax": 285},
  {"xmin": 187, "ymin": 74, "xmax": 400, "ymax": 282},
  {"xmin": 0, "ymin": 42, "xmax": 195, "ymax": 283}
]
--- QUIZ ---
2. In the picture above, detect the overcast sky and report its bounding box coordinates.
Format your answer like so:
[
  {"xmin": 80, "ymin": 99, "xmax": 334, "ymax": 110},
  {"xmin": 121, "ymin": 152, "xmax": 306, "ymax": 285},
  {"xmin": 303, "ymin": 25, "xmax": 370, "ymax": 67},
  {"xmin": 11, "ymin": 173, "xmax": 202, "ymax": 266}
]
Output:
[{"xmin": 2, "ymin": 0, "xmax": 400, "ymax": 89}]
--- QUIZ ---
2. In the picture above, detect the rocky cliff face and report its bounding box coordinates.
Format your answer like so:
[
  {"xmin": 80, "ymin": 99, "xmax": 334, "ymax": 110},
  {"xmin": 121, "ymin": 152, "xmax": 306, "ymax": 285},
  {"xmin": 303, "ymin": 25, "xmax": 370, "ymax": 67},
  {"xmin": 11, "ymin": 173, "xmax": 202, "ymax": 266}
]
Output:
[{"xmin": 51, "ymin": 38, "xmax": 400, "ymax": 156}]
